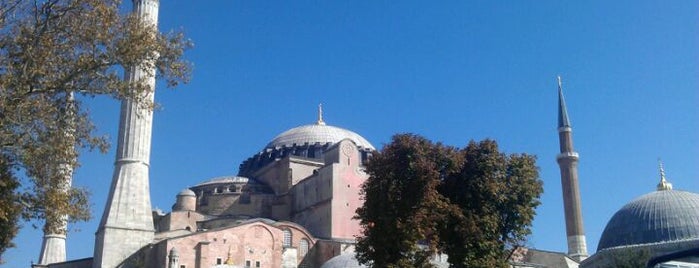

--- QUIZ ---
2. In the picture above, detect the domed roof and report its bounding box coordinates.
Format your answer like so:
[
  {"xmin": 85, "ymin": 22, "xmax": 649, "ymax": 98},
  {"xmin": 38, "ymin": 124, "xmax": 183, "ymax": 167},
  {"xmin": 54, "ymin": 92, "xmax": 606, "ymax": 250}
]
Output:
[
  {"xmin": 597, "ymin": 189, "xmax": 699, "ymax": 251},
  {"xmin": 266, "ymin": 123, "xmax": 374, "ymax": 150},
  {"xmin": 177, "ymin": 189, "xmax": 195, "ymax": 196},
  {"xmin": 320, "ymin": 254, "xmax": 367, "ymax": 268}
]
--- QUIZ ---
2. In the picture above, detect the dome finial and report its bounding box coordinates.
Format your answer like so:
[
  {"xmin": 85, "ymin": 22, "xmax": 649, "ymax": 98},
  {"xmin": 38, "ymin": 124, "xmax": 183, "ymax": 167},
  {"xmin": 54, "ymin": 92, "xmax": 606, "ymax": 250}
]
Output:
[
  {"xmin": 657, "ymin": 159, "xmax": 673, "ymax": 191},
  {"xmin": 224, "ymin": 245, "xmax": 234, "ymax": 264},
  {"xmin": 317, "ymin": 103, "xmax": 326, "ymax": 125}
]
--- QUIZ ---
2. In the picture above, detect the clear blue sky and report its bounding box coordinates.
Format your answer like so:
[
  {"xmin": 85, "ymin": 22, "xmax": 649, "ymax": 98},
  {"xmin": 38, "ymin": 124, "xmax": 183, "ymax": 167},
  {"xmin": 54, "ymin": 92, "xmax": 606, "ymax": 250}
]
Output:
[{"xmin": 6, "ymin": 1, "xmax": 698, "ymax": 266}]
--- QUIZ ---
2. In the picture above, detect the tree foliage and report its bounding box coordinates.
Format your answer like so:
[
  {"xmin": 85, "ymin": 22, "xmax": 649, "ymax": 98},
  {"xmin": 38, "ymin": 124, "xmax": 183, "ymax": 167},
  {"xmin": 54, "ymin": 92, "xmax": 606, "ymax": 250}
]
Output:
[
  {"xmin": 355, "ymin": 134, "xmax": 459, "ymax": 268},
  {"xmin": 609, "ymin": 248, "xmax": 651, "ymax": 268},
  {"xmin": 355, "ymin": 134, "xmax": 543, "ymax": 268},
  {"xmin": 0, "ymin": 155, "xmax": 20, "ymax": 264},
  {"xmin": 0, "ymin": 0, "xmax": 192, "ymax": 260}
]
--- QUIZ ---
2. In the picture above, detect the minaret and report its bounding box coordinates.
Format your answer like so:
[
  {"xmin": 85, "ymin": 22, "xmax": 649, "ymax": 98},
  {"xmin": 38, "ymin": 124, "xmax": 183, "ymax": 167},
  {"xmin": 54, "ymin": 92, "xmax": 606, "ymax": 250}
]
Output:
[
  {"xmin": 93, "ymin": 0, "xmax": 159, "ymax": 267},
  {"xmin": 38, "ymin": 93, "xmax": 76, "ymax": 265},
  {"xmin": 555, "ymin": 76, "xmax": 588, "ymax": 261}
]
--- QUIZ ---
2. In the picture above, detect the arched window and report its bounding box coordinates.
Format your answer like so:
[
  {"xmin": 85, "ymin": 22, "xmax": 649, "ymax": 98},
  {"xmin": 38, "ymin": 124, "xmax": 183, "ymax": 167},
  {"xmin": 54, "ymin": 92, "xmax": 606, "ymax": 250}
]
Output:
[
  {"xmin": 299, "ymin": 239, "xmax": 309, "ymax": 257},
  {"xmin": 283, "ymin": 229, "xmax": 292, "ymax": 248}
]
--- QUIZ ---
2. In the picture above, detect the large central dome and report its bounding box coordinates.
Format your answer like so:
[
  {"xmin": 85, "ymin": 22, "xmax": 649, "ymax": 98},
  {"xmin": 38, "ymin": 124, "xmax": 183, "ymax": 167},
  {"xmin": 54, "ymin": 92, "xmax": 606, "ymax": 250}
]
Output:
[
  {"xmin": 265, "ymin": 123, "xmax": 375, "ymax": 150},
  {"xmin": 597, "ymin": 189, "xmax": 699, "ymax": 251}
]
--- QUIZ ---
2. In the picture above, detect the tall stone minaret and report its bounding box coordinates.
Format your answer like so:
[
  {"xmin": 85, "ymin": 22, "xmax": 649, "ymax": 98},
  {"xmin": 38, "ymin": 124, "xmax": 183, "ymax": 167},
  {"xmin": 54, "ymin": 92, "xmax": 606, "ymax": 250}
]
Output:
[
  {"xmin": 555, "ymin": 76, "xmax": 588, "ymax": 261},
  {"xmin": 93, "ymin": 1, "xmax": 159, "ymax": 267},
  {"xmin": 38, "ymin": 93, "xmax": 76, "ymax": 265}
]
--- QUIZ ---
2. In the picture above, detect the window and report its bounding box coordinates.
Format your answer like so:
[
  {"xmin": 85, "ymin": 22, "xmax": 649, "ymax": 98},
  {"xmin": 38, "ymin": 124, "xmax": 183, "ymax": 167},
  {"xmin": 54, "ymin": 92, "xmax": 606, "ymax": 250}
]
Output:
[
  {"xmin": 255, "ymin": 261, "xmax": 260, "ymax": 267},
  {"xmin": 299, "ymin": 239, "xmax": 309, "ymax": 257},
  {"xmin": 245, "ymin": 260, "xmax": 251, "ymax": 268},
  {"xmin": 180, "ymin": 265, "xmax": 186, "ymax": 268},
  {"xmin": 216, "ymin": 257, "xmax": 222, "ymax": 265},
  {"xmin": 283, "ymin": 229, "xmax": 292, "ymax": 247}
]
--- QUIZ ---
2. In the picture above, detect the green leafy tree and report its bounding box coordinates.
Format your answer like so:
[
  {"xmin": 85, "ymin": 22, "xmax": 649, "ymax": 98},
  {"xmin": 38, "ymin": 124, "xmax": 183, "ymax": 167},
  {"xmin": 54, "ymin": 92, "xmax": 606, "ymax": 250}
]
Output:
[
  {"xmin": 355, "ymin": 135, "xmax": 543, "ymax": 268},
  {"xmin": 609, "ymin": 248, "xmax": 651, "ymax": 268},
  {"xmin": 355, "ymin": 134, "xmax": 459, "ymax": 268},
  {"xmin": 0, "ymin": 155, "xmax": 21, "ymax": 264},
  {"xmin": 0, "ymin": 0, "xmax": 192, "ymax": 261},
  {"xmin": 440, "ymin": 140, "xmax": 542, "ymax": 268}
]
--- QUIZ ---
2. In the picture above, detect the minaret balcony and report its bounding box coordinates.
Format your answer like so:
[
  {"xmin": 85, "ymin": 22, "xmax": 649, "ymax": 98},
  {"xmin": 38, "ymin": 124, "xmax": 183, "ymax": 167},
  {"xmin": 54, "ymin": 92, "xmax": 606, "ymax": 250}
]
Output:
[{"xmin": 556, "ymin": 152, "xmax": 579, "ymax": 162}]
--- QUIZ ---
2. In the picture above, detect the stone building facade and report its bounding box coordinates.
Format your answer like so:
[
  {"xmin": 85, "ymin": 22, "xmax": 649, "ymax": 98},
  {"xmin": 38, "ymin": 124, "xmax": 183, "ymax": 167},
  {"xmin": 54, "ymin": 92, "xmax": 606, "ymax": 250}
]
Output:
[
  {"xmin": 144, "ymin": 125, "xmax": 376, "ymax": 268},
  {"xmin": 35, "ymin": 117, "xmax": 376, "ymax": 268}
]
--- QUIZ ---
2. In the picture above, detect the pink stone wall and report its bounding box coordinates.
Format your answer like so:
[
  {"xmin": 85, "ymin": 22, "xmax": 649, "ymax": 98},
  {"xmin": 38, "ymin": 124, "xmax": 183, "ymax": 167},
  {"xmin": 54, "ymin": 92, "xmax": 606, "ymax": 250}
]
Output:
[
  {"xmin": 160, "ymin": 221, "xmax": 315, "ymax": 268},
  {"xmin": 290, "ymin": 166, "xmax": 333, "ymax": 238},
  {"xmin": 252, "ymin": 158, "xmax": 290, "ymax": 195},
  {"xmin": 166, "ymin": 210, "xmax": 205, "ymax": 232},
  {"xmin": 288, "ymin": 140, "xmax": 368, "ymax": 241},
  {"xmin": 330, "ymin": 140, "xmax": 367, "ymax": 240}
]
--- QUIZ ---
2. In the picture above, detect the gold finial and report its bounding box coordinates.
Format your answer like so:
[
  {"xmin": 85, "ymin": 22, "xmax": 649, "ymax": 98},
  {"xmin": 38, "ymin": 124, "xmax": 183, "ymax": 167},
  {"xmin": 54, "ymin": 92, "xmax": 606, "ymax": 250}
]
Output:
[
  {"xmin": 657, "ymin": 159, "xmax": 673, "ymax": 191},
  {"xmin": 224, "ymin": 245, "xmax": 234, "ymax": 264},
  {"xmin": 317, "ymin": 103, "xmax": 326, "ymax": 125}
]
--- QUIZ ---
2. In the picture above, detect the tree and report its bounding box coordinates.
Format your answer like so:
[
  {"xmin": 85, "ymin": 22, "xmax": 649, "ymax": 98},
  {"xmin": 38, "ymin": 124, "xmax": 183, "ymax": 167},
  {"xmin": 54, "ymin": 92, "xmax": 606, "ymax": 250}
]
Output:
[
  {"xmin": 440, "ymin": 140, "xmax": 542, "ymax": 268},
  {"xmin": 355, "ymin": 135, "xmax": 543, "ymax": 268},
  {"xmin": 609, "ymin": 248, "xmax": 651, "ymax": 268},
  {"xmin": 0, "ymin": 0, "xmax": 192, "ymax": 261},
  {"xmin": 355, "ymin": 134, "xmax": 459, "ymax": 268},
  {"xmin": 0, "ymin": 155, "xmax": 21, "ymax": 264}
]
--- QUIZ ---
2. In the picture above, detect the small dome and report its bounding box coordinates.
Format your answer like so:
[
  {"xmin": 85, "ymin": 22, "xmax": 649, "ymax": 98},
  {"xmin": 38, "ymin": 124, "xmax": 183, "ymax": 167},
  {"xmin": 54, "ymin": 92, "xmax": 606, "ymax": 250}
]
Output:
[
  {"xmin": 266, "ymin": 124, "xmax": 374, "ymax": 150},
  {"xmin": 597, "ymin": 190, "xmax": 699, "ymax": 251},
  {"xmin": 177, "ymin": 189, "xmax": 195, "ymax": 196},
  {"xmin": 320, "ymin": 254, "xmax": 367, "ymax": 268}
]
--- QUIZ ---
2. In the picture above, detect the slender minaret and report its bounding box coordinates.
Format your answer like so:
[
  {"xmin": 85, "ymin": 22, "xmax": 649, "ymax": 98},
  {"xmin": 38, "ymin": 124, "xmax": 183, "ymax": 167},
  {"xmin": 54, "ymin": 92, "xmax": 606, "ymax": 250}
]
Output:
[
  {"xmin": 555, "ymin": 76, "xmax": 588, "ymax": 261},
  {"xmin": 38, "ymin": 93, "xmax": 76, "ymax": 265},
  {"xmin": 93, "ymin": 1, "xmax": 159, "ymax": 267}
]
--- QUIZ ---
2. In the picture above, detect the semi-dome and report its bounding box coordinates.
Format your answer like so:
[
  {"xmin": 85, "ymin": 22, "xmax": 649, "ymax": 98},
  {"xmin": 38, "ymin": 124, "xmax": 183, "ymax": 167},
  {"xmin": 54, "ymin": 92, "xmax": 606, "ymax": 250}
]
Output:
[
  {"xmin": 597, "ymin": 189, "xmax": 699, "ymax": 251},
  {"xmin": 194, "ymin": 176, "xmax": 250, "ymax": 187}
]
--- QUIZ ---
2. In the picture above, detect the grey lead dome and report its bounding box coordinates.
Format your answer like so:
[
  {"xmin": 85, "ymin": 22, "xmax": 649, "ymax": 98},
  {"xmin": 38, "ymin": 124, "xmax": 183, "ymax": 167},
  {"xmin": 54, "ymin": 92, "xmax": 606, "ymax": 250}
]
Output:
[
  {"xmin": 320, "ymin": 254, "xmax": 367, "ymax": 268},
  {"xmin": 597, "ymin": 190, "xmax": 699, "ymax": 251},
  {"xmin": 177, "ymin": 189, "xmax": 195, "ymax": 196},
  {"xmin": 266, "ymin": 124, "xmax": 375, "ymax": 150}
]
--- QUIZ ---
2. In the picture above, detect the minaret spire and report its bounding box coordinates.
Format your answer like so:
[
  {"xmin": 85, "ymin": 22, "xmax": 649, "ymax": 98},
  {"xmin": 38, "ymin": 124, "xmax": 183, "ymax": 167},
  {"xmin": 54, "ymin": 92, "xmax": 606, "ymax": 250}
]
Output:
[
  {"xmin": 657, "ymin": 159, "xmax": 673, "ymax": 191},
  {"xmin": 317, "ymin": 103, "xmax": 326, "ymax": 125},
  {"xmin": 555, "ymin": 76, "xmax": 588, "ymax": 261},
  {"xmin": 93, "ymin": 0, "xmax": 159, "ymax": 267},
  {"xmin": 558, "ymin": 75, "xmax": 571, "ymax": 129}
]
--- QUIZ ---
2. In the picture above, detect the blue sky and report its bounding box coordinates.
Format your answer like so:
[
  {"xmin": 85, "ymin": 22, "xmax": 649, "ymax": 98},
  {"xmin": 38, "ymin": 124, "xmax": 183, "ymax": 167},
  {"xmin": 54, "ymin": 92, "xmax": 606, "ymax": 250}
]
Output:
[{"xmin": 6, "ymin": 1, "xmax": 698, "ymax": 266}]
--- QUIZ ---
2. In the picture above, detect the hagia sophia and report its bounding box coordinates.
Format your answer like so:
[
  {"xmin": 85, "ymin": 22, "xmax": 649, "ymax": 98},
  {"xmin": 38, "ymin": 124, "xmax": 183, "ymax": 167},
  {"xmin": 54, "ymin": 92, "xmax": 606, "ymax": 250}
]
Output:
[{"xmin": 32, "ymin": 0, "xmax": 699, "ymax": 267}]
